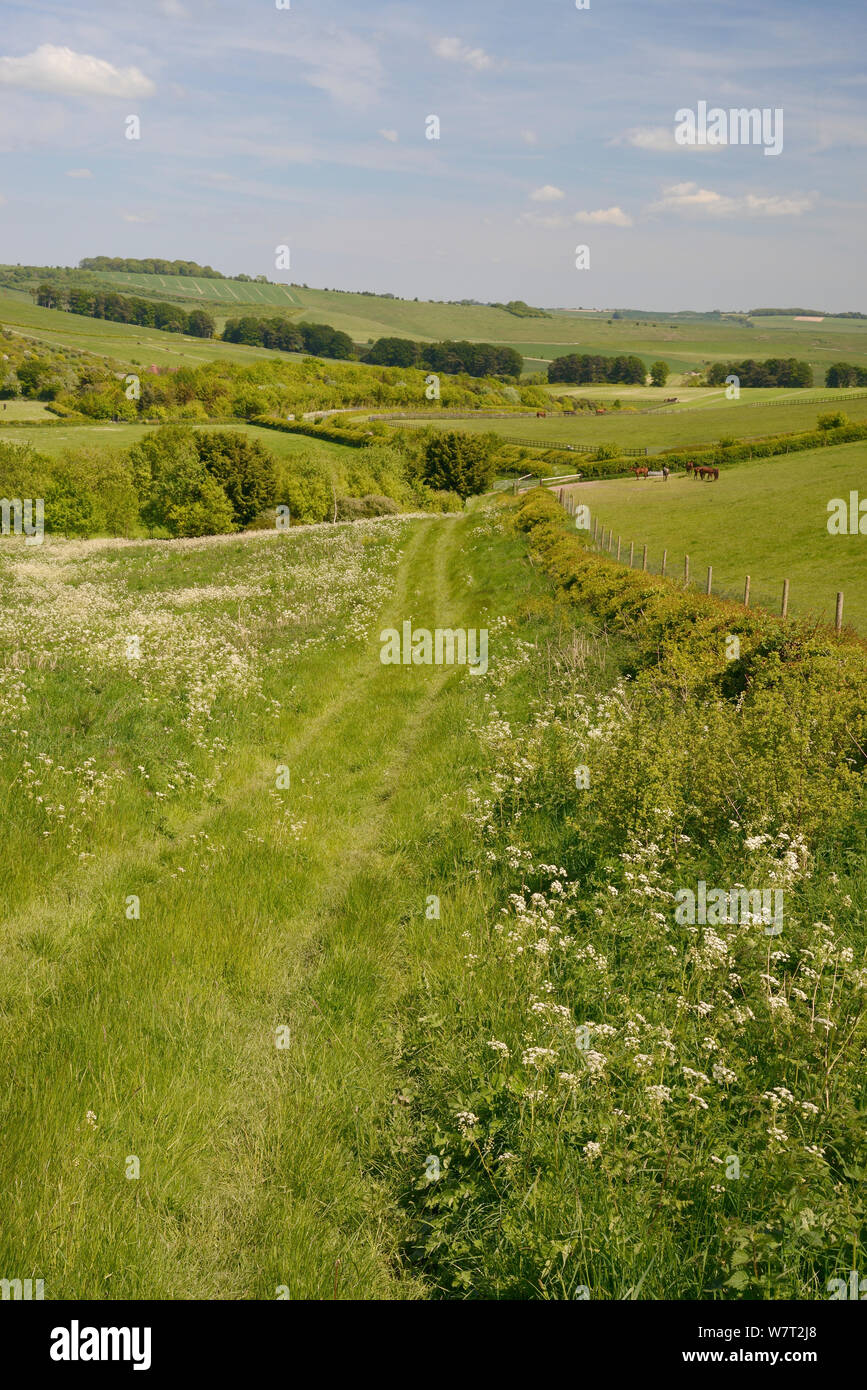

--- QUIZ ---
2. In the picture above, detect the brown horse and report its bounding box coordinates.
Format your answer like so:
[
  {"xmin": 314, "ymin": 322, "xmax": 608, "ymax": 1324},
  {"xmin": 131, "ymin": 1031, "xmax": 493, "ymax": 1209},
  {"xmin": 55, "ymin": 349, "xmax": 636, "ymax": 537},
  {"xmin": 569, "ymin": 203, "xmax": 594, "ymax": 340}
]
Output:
[
  {"xmin": 634, "ymin": 466, "xmax": 649, "ymax": 479},
  {"xmin": 697, "ymin": 465, "xmax": 720, "ymax": 481}
]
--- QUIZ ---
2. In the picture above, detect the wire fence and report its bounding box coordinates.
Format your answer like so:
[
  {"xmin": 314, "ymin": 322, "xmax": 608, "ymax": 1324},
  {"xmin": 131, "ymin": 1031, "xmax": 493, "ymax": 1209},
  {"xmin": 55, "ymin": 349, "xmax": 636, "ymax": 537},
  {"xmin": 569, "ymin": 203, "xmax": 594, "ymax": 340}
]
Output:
[{"xmin": 554, "ymin": 494, "xmax": 847, "ymax": 633}]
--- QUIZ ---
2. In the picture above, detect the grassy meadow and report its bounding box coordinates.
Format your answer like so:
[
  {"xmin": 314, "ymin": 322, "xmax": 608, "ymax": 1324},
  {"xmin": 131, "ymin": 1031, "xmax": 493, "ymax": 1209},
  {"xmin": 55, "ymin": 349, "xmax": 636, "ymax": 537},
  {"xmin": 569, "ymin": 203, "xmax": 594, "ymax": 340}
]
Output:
[{"xmin": 1, "ymin": 497, "xmax": 864, "ymax": 1300}]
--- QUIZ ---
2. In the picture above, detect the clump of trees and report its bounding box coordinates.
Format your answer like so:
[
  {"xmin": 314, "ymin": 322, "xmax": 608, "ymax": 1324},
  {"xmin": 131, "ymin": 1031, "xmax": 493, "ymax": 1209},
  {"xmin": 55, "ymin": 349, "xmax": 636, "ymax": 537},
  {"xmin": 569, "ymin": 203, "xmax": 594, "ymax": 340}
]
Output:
[
  {"xmin": 706, "ymin": 358, "xmax": 812, "ymax": 387},
  {"xmin": 35, "ymin": 284, "xmax": 216, "ymax": 337},
  {"xmin": 362, "ymin": 337, "xmax": 524, "ymax": 378},
  {"xmin": 825, "ymin": 362, "xmax": 867, "ymax": 387},
  {"xmin": 222, "ymin": 317, "xmax": 353, "ymax": 359},
  {"xmin": 420, "ymin": 430, "xmax": 498, "ymax": 499},
  {"xmin": 547, "ymin": 353, "xmax": 649, "ymax": 385}
]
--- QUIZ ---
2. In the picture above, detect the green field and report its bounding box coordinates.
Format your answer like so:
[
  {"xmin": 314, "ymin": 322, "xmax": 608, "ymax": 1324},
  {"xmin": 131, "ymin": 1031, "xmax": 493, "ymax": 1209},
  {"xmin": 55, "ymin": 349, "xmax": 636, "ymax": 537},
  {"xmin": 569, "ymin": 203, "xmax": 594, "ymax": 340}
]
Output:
[
  {"xmin": 7, "ymin": 268, "xmax": 867, "ymax": 380},
  {"xmin": 0, "ymin": 291, "xmax": 309, "ymax": 369},
  {"xmin": 390, "ymin": 394, "xmax": 867, "ymax": 453},
  {"xmin": 0, "ymin": 418, "xmax": 353, "ymax": 464},
  {"xmin": 565, "ymin": 440, "xmax": 867, "ymax": 630}
]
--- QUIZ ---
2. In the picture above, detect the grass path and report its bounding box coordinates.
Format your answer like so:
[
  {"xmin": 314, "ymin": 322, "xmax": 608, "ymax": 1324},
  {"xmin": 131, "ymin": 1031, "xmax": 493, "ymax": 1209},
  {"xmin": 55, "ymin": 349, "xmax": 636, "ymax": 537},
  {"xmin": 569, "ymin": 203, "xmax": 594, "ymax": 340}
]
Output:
[{"xmin": 0, "ymin": 514, "xmax": 499, "ymax": 1299}]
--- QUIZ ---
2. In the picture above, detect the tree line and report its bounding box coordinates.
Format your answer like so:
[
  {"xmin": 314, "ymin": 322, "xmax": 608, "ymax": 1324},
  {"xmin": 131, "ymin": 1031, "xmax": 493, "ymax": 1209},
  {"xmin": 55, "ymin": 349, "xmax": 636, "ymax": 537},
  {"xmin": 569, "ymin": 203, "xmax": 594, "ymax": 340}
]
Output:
[
  {"xmin": 222, "ymin": 316, "xmax": 354, "ymax": 359},
  {"xmin": 35, "ymin": 283, "xmax": 217, "ymax": 337},
  {"xmin": 78, "ymin": 257, "xmax": 226, "ymax": 279},
  {"xmin": 705, "ymin": 358, "xmax": 813, "ymax": 387},
  {"xmin": 824, "ymin": 362, "xmax": 867, "ymax": 387},
  {"xmin": 547, "ymin": 353, "xmax": 649, "ymax": 385},
  {"xmin": 363, "ymin": 336, "xmax": 524, "ymax": 378}
]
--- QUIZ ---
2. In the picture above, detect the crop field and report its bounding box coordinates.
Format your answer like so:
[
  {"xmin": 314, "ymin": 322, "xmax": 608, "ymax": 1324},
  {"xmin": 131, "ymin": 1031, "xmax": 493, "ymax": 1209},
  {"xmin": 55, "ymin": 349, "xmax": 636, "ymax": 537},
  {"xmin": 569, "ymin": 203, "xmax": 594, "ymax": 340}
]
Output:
[
  {"xmin": 562, "ymin": 440, "xmax": 867, "ymax": 632},
  {"xmin": 96, "ymin": 271, "xmax": 302, "ymax": 308}
]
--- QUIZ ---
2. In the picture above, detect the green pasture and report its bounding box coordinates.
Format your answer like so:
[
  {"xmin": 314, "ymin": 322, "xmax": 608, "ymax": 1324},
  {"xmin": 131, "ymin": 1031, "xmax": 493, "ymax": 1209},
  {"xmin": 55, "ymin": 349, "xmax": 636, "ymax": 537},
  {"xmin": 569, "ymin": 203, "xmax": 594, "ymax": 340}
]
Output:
[
  {"xmin": 0, "ymin": 419, "xmax": 353, "ymax": 465},
  {"xmin": 566, "ymin": 439, "xmax": 867, "ymax": 631},
  {"xmin": 391, "ymin": 394, "xmax": 867, "ymax": 452}
]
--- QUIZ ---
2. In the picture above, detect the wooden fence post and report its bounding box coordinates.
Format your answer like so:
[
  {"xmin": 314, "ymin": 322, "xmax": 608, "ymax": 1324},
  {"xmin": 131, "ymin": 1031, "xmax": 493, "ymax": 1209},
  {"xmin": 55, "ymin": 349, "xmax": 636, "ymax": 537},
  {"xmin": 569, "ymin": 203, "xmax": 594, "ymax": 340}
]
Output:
[
  {"xmin": 781, "ymin": 579, "xmax": 789, "ymax": 618},
  {"xmin": 661, "ymin": 549, "xmax": 667, "ymax": 577},
  {"xmin": 744, "ymin": 575, "xmax": 751, "ymax": 608},
  {"xmin": 629, "ymin": 541, "xmax": 634, "ymax": 567},
  {"xmin": 684, "ymin": 554, "xmax": 689, "ymax": 586},
  {"xmin": 836, "ymin": 592, "xmax": 844, "ymax": 633},
  {"xmin": 706, "ymin": 565, "xmax": 713, "ymax": 595},
  {"xmin": 642, "ymin": 544, "xmax": 648, "ymax": 571},
  {"xmin": 616, "ymin": 536, "xmax": 621, "ymax": 562}
]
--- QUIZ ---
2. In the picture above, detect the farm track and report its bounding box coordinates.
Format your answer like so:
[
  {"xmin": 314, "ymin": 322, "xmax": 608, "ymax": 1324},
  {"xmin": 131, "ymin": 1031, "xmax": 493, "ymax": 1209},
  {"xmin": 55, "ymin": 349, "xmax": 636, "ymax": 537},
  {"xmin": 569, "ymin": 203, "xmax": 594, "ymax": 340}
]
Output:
[{"xmin": 0, "ymin": 514, "xmax": 479, "ymax": 1299}]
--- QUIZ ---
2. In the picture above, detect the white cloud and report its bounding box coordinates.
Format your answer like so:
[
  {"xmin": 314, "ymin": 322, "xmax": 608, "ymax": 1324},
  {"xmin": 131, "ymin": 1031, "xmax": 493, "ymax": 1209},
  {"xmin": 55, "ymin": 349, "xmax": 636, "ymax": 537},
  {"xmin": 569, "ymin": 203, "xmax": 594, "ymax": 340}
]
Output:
[
  {"xmin": 433, "ymin": 37, "xmax": 493, "ymax": 71},
  {"xmin": 65, "ymin": 167, "xmax": 93, "ymax": 178},
  {"xmin": 617, "ymin": 125, "xmax": 721, "ymax": 153},
  {"xmin": 0, "ymin": 44, "xmax": 155, "ymax": 98},
  {"xmin": 649, "ymin": 181, "xmax": 816, "ymax": 218},
  {"xmin": 521, "ymin": 130, "xmax": 538, "ymax": 146},
  {"xmin": 573, "ymin": 206, "xmax": 633, "ymax": 227},
  {"xmin": 157, "ymin": 0, "xmax": 189, "ymax": 16},
  {"xmin": 379, "ymin": 129, "xmax": 398, "ymax": 143},
  {"xmin": 121, "ymin": 211, "xmax": 154, "ymax": 223},
  {"xmin": 530, "ymin": 184, "xmax": 565, "ymax": 202}
]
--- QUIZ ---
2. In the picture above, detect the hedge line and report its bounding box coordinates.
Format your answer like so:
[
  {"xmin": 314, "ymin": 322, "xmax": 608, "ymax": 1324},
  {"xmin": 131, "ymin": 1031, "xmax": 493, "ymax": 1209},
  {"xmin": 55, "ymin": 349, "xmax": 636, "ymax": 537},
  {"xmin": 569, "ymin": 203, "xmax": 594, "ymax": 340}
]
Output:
[
  {"xmin": 509, "ymin": 487, "xmax": 867, "ymax": 692},
  {"xmin": 248, "ymin": 416, "xmax": 382, "ymax": 447},
  {"xmin": 658, "ymin": 421, "xmax": 867, "ymax": 466}
]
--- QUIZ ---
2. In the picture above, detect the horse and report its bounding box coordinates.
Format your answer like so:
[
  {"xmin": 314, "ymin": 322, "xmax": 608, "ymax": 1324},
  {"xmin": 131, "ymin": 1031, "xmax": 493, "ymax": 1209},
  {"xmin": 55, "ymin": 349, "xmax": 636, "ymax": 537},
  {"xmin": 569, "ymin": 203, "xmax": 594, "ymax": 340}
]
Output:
[
  {"xmin": 697, "ymin": 465, "xmax": 719, "ymax": 481},
  {"xmin": 685, "ymin": 461, "xmax": 696, "ymax": 476},
  {"xmin": 634, "ymin": 466, "xmax": 649, "ymax": 479}
]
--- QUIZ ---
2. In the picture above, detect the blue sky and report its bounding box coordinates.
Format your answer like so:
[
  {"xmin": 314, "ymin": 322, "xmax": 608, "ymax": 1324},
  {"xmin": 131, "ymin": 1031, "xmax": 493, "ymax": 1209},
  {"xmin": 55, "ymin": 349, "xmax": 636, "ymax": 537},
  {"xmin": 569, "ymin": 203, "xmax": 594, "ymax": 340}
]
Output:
[{"xmin": 0, "ymin": 0, "xmax": 864, "ymax": 309}]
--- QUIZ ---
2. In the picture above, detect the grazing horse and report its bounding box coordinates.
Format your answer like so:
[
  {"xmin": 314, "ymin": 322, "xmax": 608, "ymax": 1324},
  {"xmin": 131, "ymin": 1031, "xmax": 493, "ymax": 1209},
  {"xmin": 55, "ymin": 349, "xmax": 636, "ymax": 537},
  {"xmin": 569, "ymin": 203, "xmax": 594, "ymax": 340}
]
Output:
[
  {"xmin": 634, "ymin": 465, "xmax": 649, "ymax": 479},
  {"xmin": 697, "ymin": 465, "xmax": 720, "ymax": 481},
  {"xmin": 685, "ymin": 461, "xmax": 696, "ymax": 476}
]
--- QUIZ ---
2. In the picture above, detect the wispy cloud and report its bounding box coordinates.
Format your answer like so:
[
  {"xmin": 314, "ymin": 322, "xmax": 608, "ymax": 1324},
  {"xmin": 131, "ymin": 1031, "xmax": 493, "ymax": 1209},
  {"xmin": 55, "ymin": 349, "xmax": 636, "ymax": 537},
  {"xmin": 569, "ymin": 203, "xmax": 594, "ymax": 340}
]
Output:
[
  {"xmin": 378, "ymin": 129, "xmax": 398, "ymax": 143},
  {"xmin": 65, "ymin": 167, "xmax": 93, "ymax": 179},
  {"xmin": 0, "ymin": 44, "xmax": 154, "ymax": 98},
  {"xmin": 432, "ymin": 37, "xmax": 494, "ymax": 71}
]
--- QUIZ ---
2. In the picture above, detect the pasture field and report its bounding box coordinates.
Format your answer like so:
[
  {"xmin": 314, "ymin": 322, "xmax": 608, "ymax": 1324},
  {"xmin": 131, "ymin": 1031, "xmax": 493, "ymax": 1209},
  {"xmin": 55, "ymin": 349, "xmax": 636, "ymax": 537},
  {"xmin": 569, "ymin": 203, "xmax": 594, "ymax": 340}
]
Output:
[
  {"xmin": 388, "ymin": 394, "xmax": 867, "ymax": 453},
  {"xmin": 0, "ymin": 418, "xmax": 355, "ymax": 465},
  {"xmin": 1, "ymin": 500, "xmax": 864, "ymax": 1301},
  {"xmin": 565, "ymin": 439, "xmax": 867, "ymax": 630}
]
